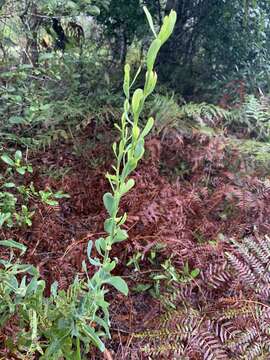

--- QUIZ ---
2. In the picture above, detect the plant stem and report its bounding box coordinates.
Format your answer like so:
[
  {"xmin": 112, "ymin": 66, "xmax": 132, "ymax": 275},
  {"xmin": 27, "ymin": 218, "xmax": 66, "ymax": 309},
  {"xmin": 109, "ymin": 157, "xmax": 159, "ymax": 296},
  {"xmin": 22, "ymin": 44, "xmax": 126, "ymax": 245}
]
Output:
[{"xmin": 76, "ymin": 336, "xmax": 82, "ymax": 360}]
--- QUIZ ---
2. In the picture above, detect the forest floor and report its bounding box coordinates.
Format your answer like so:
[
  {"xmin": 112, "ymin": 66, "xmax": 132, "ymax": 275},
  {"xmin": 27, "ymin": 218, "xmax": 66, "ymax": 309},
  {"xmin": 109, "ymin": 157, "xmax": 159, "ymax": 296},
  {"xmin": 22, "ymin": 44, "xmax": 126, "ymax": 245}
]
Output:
[{"xmin": 1, "ymin": 123, "xmax": 270, "ymax": 359}]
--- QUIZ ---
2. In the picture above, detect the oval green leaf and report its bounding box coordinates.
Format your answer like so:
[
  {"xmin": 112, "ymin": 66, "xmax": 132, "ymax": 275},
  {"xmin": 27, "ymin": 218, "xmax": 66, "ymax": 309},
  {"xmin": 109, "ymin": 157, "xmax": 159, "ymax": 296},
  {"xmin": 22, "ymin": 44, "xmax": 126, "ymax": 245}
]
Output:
[{"xmin": 104, "ymin": 276, "xmax": 128, "ymax": 296}]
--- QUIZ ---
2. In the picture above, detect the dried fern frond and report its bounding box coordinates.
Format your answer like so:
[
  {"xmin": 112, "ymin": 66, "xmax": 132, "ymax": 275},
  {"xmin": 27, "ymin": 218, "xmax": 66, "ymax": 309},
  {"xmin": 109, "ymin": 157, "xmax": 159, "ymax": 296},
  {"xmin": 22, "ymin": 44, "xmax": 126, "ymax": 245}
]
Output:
[
  {"xmin": 227, "ymin": 235, "xmax": 270, "ymax": 297},
  {"xmin": 201, "ymin": 262, "xmax": 231, "ymax": 290},
  {"xmin": 195, "ymin": 331, "xmax": 229, "ymax": 360}
]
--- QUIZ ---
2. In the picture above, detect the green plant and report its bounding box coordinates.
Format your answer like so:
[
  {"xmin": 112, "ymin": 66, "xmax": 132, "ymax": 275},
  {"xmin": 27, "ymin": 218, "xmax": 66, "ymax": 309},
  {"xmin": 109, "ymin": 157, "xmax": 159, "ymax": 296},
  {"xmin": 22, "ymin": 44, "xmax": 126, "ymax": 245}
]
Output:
[
  {"xmin": 179, "ymin": 101, "xmax": 231, "ymax": 126},
  {"xmin": 0, "ymin": 7, "xmax": 176, "ymax": 358},
  {"xmin": 0, "ymin": 150, "xmax": 33, "ymax": 228},
  {"xmin": 227, "ymin": 94, "xmax": 270, "ymax": 140},
  {"xmin": 150, "ymin": 259, "xmax": 200, "ymax": 299},
  {"xmin": 0, "ymin": 190, "xmax": 17, "ymax": 227},
  {"xmin": 127, "ymin": 251, "xmax": 143, "ymax": 272},
  {"xmin": 0, "ymin": 241, "xmax": 108, "ymax": 358},
  {"xmin": 78, "ymin": 6, "xmax": 177, "ymax": 351},
  {"xmin": 129, "ymin": 251, "xmax": 200, "ymax": 299},
  {"xmin": 14, "ymin": 205, "xmax": 35, "ymax": 227},
  {"xmin": 38, "ymin": 189, "xmax": 70, "ymax": 206},
  {"xmin": 145, "ymin": 94, "xmax": 233, "ymax": 136},
  {"xmin": 0, "ymin": 151, "xmax": 69, "ymax": 228},
  {"xmin": 1, "ymin": 150, "xmax": 33, "ymax": 175},
  {"xmin": 145, "ymin": 93, "xmax": 189, "ymax": 134},
  {"xmin": 40, "ymin": 165, "xmax": 72, "ymax": 180},
  {"xmin": 234, "ymin": 138, "xmax": 270, "ymax": 174}
]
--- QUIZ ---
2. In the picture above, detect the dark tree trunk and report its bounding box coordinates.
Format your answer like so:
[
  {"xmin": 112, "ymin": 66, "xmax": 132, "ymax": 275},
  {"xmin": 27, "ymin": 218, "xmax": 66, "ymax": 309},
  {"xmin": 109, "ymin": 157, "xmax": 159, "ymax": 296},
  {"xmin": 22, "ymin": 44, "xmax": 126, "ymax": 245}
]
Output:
[
  {"xmin": 20, "ymin": 2, "xmax": 41, "ymax": 66},
  {"xmin": 120, "ymin": 31, "xmax": 128, "ymax": 65}
]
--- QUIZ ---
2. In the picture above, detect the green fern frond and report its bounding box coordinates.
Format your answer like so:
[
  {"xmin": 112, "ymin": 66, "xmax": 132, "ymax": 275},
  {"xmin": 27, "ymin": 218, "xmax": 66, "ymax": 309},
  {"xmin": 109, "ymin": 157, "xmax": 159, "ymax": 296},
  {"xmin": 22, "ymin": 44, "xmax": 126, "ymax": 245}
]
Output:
[
  {"xmin": 227, "ymin": 94, "xmax": 270, "ymax": 140},
  {"xmin": 179, "ymin": 102, "xmax": 231, "ymax": 125},
  {"xmin": 146, "ymin": 93, "xmax": 190, "ymax": 133},
  {"xmin": 146, "ymin": 94, "xmax": 231, "ymax": 134}
]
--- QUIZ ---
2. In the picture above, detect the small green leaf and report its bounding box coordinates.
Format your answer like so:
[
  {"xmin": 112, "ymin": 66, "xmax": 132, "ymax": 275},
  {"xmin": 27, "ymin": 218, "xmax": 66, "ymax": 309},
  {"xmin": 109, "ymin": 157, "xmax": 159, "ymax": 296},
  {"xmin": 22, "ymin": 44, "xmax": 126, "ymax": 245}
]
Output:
[
  {"xmin": 118, "ymin": 212, "xmax": 127, "ymax": 225},
  {"xmin": 112, "ymin": 142, "xmax": 117, "ymax": 156},
  {"xmin": 0, "ymin": 213, "xmax": 12, "ymax": 227},
  {"xmin": 158, "ymin": 10, "xmax": 177, "ymax": 45},
  {"xmin": 94, "ymin": 315, "xmax": 110, "ymax": 337},
  {"xmin": 0, "ymin": 239, "xmax": 27, "ymax": 254},
  {"xmin": 132, "ymin": 125, "xmax": 140, "ymax": 140},
  {"xmin": 81, "ymin": 324, "xmax": 105, "ymax": 352},
  {"xmin": 14, "ymin": 150, "xmax": 22, "ymax": 161},
  {"xmin": 157, "ymin": 16, "xmax": 169, "ymax": 44},
  {"xmin": 134, "ymin": 139, "xmax": 145, "ymax": 160},
  {"xmin": 103, "ymin": 193, "xmax": 115, "ymax": 216},
  {"xmin": 113, "ymin": 228, "xmax": 128, "ymax": 243},
  {"xmin": 143, "ymin": 6, "xmax": 157, "ymax": 38},
  {"xmin": 146, "ymin": 39, "xmax": 162, "ymax": 72},
  {"xmin": 2, "ymin": 182, "xmax": 16, "ymax": 188},
  {"xmin": 141, "ymin": 117, "xmax": 154, "ymax": 138},
  {"xmin": 104, "ymin": 218, "xmax": 114, "ymax": 233},
  {"xmin": 132, "ymin": 88, "xmax": 144, "ymax": 115},
  {"xmin": 191, "ymin": 268, "xmax": 200, "ymax": 278},
  {"xmin": 16, "ymin": 167, "xmax": 26, "ymax": 175},
  {"xmin": 95, "ymin": 237, "xmax": 106, "ymax": 256},
  {"xmin": 122, "ymin": 159, "xmax": 137, "ymax": 179},
  {"xmin": 104, "ymin": 276, "xmax": 128, "ymax": 296},
  {"xmin": 144, "ymin": 71, "xmax": 158, "ymax": 97},
  {"xmin": 132, "ymin": 283, "xmax": 152, "ymax": 293},
  {"xmin": 44, "ymin": 199, "xmax": 58, "ymax": 206},
  {"xmin": 103, "ymin": 192, "xmax": 116, "ymax": 216},
  {"xmin": 103, "ymin": 260, "xmax": 116, "ymax": 272},
  {"xmin": 123, "ymin": 64, "xmax": 130, "ymax": 98},
  {"xmin": 1, "ymin": 153, "xmax": 14, "ymax": 166},
  {"xmin": 120, "ymin": 178, "xmax": 135, "ymax": 194},
  {"xmin": 90, "ymin": 257, "xmax": 102, "ymax": 266},
  {"xmin": 26, "ymin": 277, "xmax": 38, "ymax": 295},
  {"xmin": 54, "ymin": 191, "xmax": 70, "ymax": 199}
]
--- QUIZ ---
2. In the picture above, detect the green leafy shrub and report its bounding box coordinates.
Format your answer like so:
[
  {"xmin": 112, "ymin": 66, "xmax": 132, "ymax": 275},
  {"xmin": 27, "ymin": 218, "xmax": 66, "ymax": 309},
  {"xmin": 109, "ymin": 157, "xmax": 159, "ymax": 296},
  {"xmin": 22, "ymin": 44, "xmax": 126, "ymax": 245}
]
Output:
[{"xmin": 0, "ymin": 42, "xmax": 115, "ymax": 151}]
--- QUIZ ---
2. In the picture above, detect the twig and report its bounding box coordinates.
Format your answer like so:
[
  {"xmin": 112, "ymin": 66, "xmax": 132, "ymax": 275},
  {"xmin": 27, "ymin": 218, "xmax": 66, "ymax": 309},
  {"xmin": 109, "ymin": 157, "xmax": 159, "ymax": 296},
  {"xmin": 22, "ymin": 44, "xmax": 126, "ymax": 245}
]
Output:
[{"xmin": 103, "ymin": 349, "xmax": 113, "ymax": 360}]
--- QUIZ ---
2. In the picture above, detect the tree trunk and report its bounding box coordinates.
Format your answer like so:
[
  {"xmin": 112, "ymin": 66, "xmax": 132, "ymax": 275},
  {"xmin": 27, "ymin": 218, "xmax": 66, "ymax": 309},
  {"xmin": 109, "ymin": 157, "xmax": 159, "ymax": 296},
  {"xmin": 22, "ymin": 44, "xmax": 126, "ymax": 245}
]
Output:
[{"xmin": 20, "ymin": 2, "xmax": 41, "ymax": 66}]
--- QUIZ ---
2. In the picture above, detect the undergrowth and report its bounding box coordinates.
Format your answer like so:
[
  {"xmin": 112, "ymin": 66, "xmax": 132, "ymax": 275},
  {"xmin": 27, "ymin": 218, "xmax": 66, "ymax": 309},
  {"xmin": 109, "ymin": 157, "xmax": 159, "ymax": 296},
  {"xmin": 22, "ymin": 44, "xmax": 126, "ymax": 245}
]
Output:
[{"xmin": 134, "ymin": 234, "xmax": 270, "ymax": 359}]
